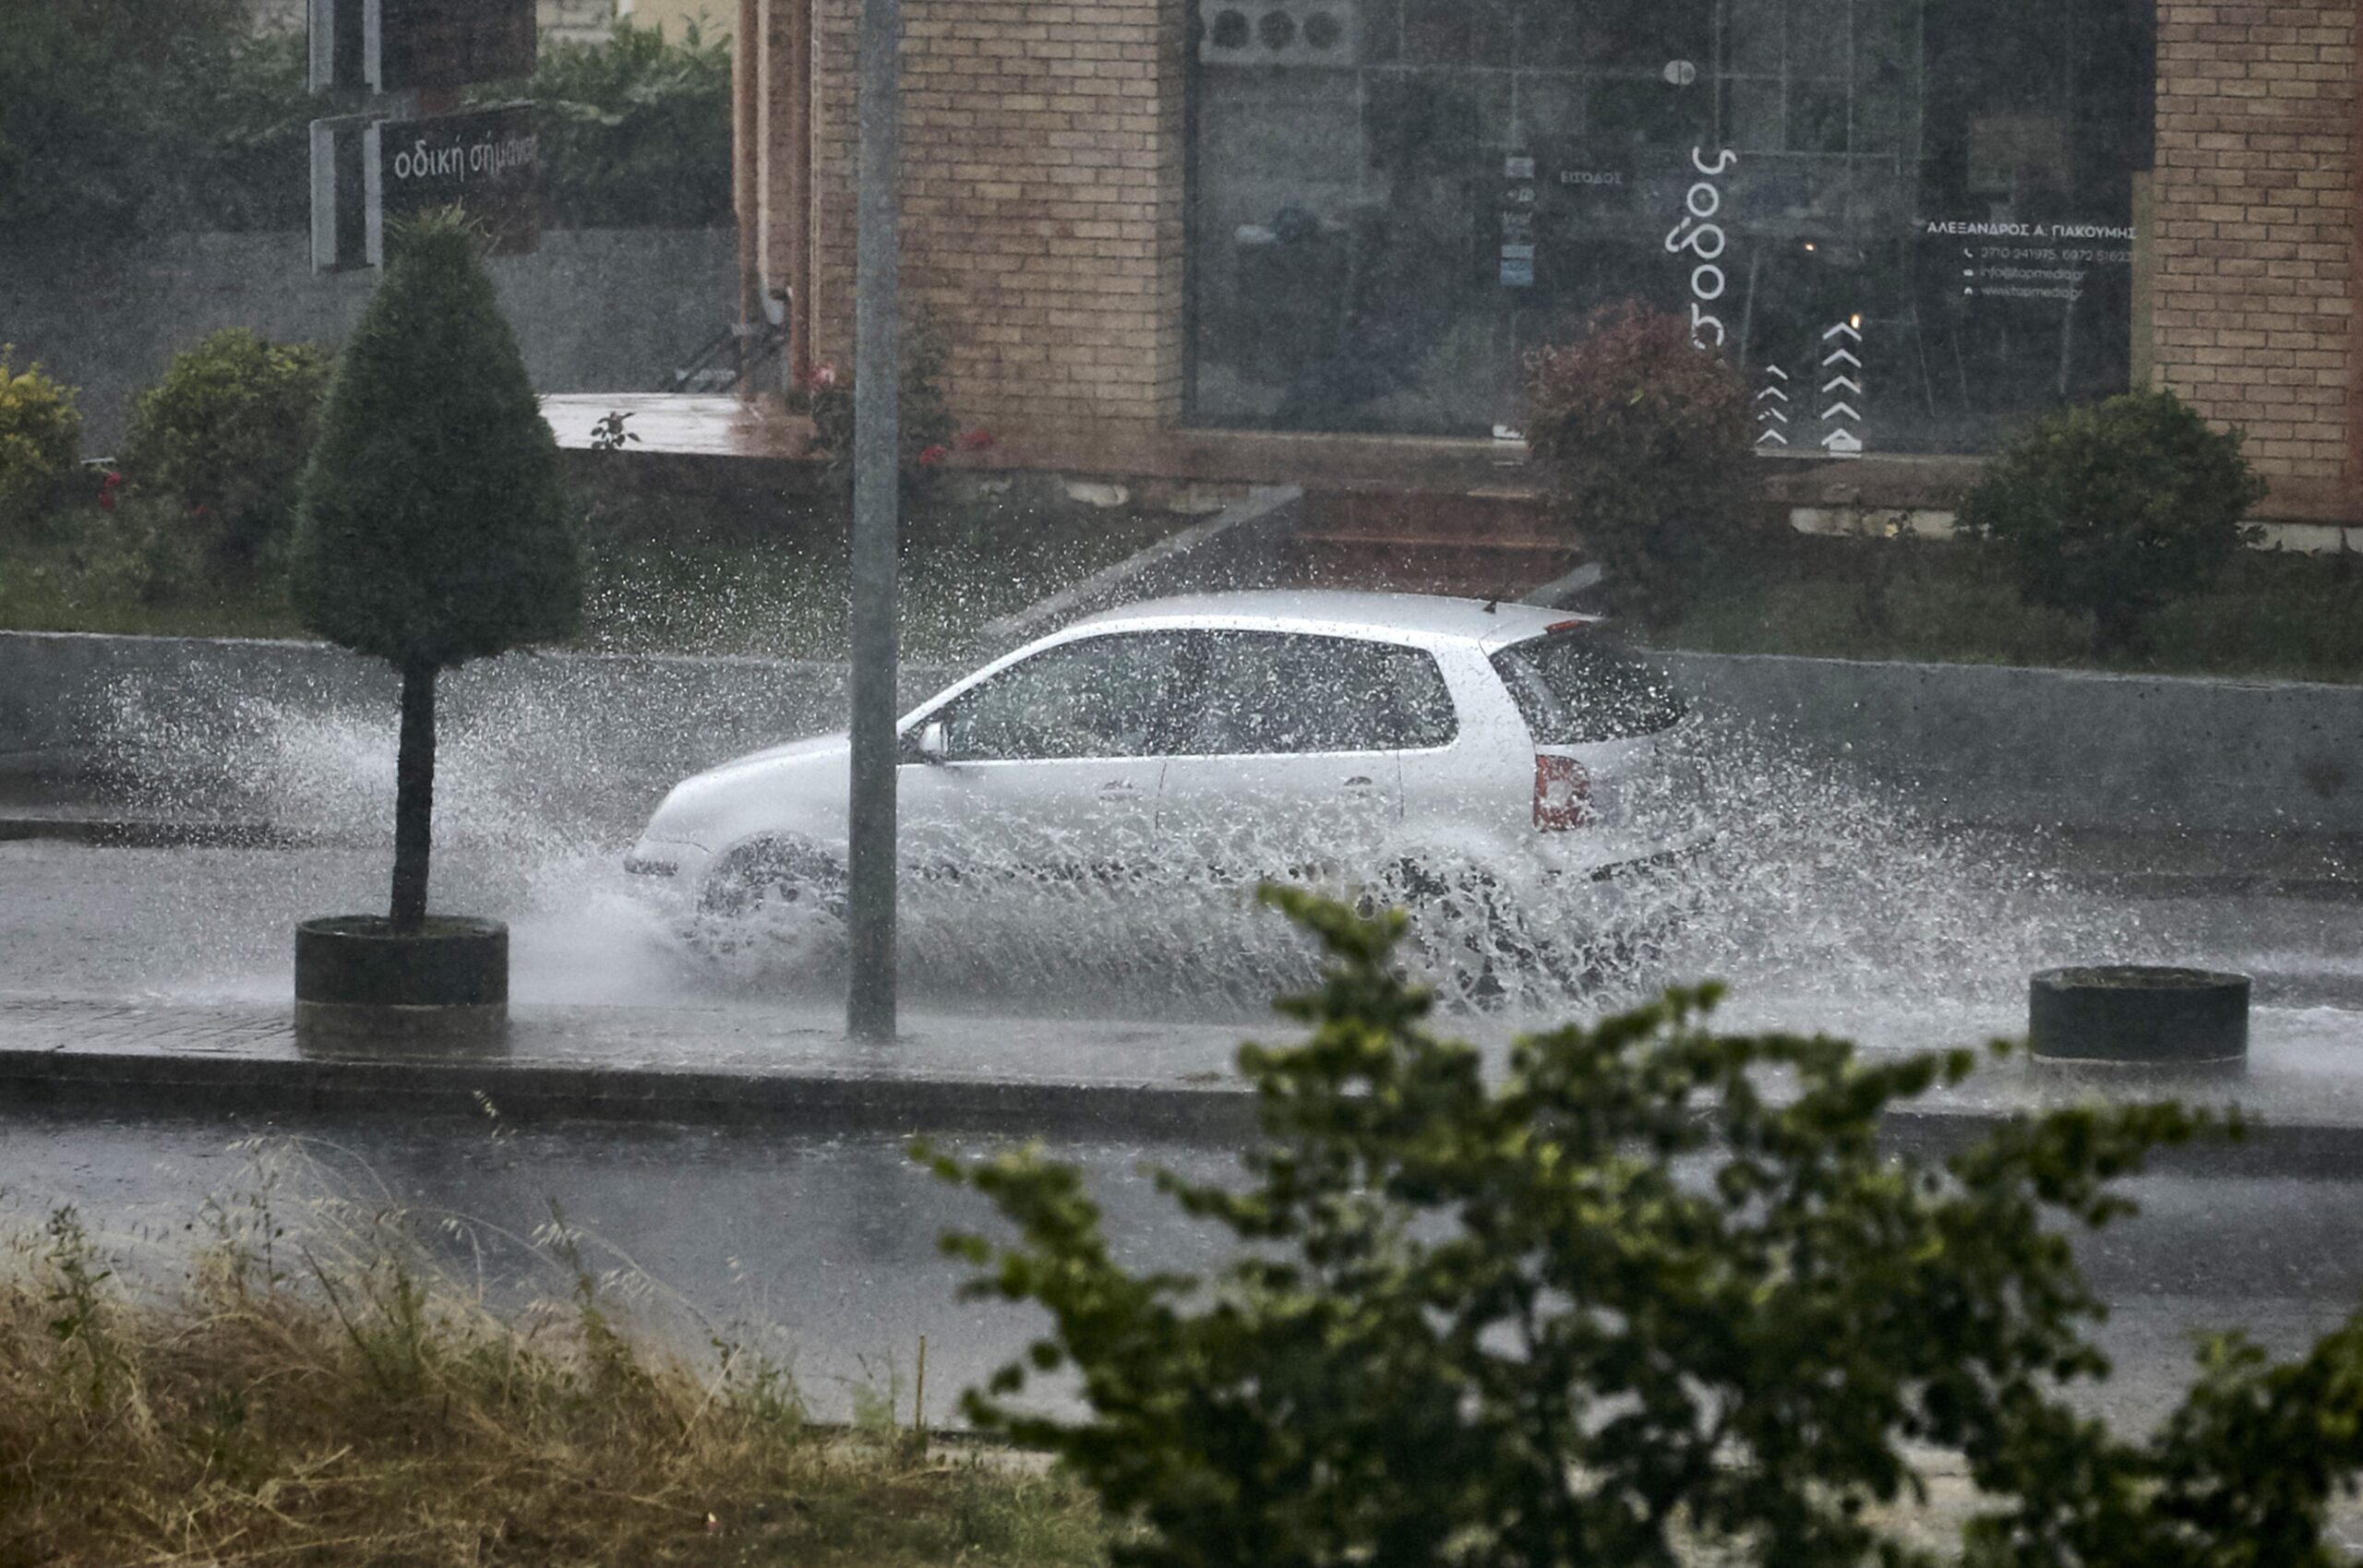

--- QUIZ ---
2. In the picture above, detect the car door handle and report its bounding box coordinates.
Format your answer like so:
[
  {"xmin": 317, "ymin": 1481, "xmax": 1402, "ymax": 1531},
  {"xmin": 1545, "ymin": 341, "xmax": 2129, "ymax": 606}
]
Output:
[
  {"xmin": 1098, "ymin": 780, "xmax": 1136, "ymax": 795},
  {"xmin": 1342, "ymin": 775, "xmax": 1376, "ymax": 790}
]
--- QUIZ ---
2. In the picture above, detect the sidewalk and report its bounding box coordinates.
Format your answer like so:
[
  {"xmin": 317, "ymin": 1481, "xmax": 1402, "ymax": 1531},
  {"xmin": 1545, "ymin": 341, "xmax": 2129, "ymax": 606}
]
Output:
[{"xmin": 0, "ymin": 992, "xmax": 1258, "ymax": 1140}]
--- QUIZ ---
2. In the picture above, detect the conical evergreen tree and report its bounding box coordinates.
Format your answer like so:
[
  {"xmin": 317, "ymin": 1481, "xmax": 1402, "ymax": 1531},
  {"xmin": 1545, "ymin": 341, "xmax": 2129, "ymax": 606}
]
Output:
[{"xmin": 293, "ymin": 210, "xmax": 581, "ymax": 932}]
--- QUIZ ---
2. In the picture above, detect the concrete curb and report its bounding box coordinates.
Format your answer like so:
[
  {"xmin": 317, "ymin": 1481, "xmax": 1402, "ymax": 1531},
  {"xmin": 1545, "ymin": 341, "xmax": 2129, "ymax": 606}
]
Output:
[
  {"xmin": 7, "ymin": 1041, "xmax": 2363, "ymax": 1179},
  {"xmin": 0, "ymin": 1046, "xmax": 1259, "ymax": 1143}
]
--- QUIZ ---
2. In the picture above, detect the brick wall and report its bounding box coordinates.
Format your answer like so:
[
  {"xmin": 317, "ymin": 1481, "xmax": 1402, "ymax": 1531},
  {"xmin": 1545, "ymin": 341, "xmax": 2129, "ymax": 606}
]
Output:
[
  {"xmin": 2152, "ymin": 0, "xmax": 2358, "ymax": 485},
  {"xmin": 804, "ymin": 0, "xmax": 1186, "ymax": 451}
]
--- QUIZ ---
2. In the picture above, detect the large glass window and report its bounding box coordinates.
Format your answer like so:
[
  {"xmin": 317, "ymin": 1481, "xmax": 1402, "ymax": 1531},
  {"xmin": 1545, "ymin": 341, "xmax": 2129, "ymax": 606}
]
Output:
[{"xmin": 1186, "ymin": 0, "xmax": 2153, "ymax": 452}]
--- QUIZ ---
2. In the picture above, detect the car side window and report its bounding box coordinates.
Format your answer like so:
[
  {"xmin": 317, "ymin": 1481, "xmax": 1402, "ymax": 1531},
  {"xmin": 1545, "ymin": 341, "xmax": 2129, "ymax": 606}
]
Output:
[
  {"xmin": 1172, "ymin": 631, "xmax": 1453, "ymax": 754},
  {"xmin": 1384, "ymin": 644, "xmax": 1457, "ymax": 748},
  {"xmin": 937, "ymin": 632, "xmax": 1188, "ymax": 760}
]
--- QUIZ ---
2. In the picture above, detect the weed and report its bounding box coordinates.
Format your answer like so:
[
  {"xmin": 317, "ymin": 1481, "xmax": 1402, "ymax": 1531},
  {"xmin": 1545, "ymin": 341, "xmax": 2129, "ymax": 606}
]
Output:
[{"xmin": 0, "ymin": 1143, "xmax": 1110, "ymax": 1568}]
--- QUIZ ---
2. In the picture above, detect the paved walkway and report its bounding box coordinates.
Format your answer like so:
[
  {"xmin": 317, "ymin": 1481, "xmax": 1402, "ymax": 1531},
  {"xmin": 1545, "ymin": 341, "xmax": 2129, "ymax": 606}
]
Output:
[{"xmin": 0, "ymin": 990, "xmax": 1260, "ymax": 1136}]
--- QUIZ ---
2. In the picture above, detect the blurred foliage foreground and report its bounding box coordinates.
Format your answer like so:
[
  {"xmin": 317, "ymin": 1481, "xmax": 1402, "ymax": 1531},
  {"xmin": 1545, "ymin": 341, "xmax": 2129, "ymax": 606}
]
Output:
[
  {"xmin": 15, "ymin": 892, "xmax": 2363, "ymax": 1567},
  {"xmin": 927, "ymin": 890, "xmax": 2363, "ymax": 1568}
]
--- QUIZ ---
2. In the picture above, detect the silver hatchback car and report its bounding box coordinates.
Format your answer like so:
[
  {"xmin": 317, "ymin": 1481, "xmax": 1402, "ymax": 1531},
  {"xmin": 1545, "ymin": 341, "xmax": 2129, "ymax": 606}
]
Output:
[{"xmin": 626, "ymin": 591, "xmax": 1704, "ymax": 957}]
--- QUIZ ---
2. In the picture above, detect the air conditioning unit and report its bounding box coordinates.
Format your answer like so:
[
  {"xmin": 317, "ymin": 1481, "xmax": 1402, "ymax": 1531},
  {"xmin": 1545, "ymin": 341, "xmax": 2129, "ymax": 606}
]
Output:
[{"xmin": 1198, "ymin": 5, "xmax": 1358, "ymax": 67}]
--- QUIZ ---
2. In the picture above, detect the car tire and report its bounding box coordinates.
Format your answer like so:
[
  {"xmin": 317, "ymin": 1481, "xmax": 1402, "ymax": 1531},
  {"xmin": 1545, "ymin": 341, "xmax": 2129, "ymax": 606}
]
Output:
[
  {"xmin": 701, "ymin": 839, "xmax": 847, "ymax": 917},
  {"xmin": 695, "ymin": 839, "xmax": 849, "ymax": 967},
  {"xmin": 1358, "ymin": 859, "xmax": 1530, "ymax": 1010}
]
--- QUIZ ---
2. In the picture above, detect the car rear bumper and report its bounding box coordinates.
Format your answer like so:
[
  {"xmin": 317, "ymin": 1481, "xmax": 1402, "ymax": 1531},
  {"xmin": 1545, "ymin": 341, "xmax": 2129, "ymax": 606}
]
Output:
[{"xmin": 1573, "ymin": 832, "xmax": 1717, "ymax": 883}]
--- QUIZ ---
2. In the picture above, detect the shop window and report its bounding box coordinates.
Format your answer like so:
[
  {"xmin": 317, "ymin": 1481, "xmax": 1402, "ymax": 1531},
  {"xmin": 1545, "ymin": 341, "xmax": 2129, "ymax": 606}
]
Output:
[{"xmin": 1186, "ymin": 0, "xmax": 2154, "ymax": 453}]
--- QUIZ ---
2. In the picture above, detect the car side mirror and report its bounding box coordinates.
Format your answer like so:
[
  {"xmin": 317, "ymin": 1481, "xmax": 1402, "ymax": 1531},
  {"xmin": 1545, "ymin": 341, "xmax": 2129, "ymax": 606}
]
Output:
[{"xmin": 918, "ymin": 720, "xmax": 949, "ymax": 763}]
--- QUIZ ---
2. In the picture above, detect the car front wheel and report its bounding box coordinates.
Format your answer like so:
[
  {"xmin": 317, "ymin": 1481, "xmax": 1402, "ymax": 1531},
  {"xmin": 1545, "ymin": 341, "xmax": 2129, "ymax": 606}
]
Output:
[{"xmin": 695, "ymin": 839, "xmax": 848, "ymax": 968}]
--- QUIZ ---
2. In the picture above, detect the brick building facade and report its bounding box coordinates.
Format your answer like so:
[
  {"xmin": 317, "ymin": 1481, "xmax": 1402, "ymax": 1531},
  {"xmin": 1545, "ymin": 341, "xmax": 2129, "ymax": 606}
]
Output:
[
  {"xmin": 2152, "ymin": 0, "xmax": 2356, "ymax": 498},
  {"xmin": 742, "ymin": 0, "xmax": 2363, "ymax": 519}
]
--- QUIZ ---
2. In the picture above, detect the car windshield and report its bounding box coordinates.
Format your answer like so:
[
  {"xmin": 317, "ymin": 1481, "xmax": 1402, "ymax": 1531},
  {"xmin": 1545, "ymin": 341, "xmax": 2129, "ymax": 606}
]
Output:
[{"xmin": 1490, "ymin": 633, "xmax": 1685, "ymax": 745}]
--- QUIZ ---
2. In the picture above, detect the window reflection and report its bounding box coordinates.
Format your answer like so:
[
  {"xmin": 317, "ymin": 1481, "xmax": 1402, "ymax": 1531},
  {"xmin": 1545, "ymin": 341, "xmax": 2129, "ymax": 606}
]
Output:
[
  {"xmin": 942, "ymin": 634, "xmax": 1191, "ymax": 760},
  {"xmin": 1188, "ymin": 0, "xmax": 2152, "ymax": 452},
  {"xmin": 935, "ymin": 629, "xmax": 1458, "ymax": 760}
]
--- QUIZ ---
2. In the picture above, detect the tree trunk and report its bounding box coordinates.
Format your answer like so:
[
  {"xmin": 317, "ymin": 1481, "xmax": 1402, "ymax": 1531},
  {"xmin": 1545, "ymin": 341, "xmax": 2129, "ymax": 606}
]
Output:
[{"xmin": 390, "ymin": 657, "xmax": 437, "ymax": 933}]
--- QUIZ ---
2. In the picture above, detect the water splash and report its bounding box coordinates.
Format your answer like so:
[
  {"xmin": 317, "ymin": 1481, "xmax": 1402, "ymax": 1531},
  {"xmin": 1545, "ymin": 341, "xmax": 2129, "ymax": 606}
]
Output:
[
  {"xmin": 675, "ymin": 714, "xmax": 2163, "ymax": 1040},
  {"xmin": 91, "ymin": 664, "xmax": 2172, "ymax": 1040}
]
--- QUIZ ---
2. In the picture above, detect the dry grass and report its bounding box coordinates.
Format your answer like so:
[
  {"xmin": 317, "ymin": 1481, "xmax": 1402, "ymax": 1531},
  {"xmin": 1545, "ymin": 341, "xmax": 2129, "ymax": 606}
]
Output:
[{"xmin": 0, "ymin": 1143, "xmax": 1111, "ymax": 1568}]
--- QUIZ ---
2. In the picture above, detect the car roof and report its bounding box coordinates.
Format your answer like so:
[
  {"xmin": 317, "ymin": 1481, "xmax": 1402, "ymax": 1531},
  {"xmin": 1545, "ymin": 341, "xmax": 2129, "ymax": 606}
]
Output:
[{"xmin": 1066, "ymin": 590, "xmax": 1592, "ymax": 652}]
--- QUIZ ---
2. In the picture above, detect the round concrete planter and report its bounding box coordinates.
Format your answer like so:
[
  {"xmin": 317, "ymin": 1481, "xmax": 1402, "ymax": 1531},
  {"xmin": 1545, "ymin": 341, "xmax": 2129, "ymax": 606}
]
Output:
[
  {"xmin": 294, "ymin": 916, "xmax": 508, "ymax": 1048},
  {"xmin": 2029, "ymin": 965, "xmax": 2249, "ymax": 1068}
]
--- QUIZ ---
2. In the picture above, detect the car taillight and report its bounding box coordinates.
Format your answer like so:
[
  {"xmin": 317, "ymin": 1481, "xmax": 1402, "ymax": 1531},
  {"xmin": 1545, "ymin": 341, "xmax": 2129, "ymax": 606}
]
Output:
[{"xmin": 1533, "ymin": 753, "xmax": 1595, "ymax": 831}]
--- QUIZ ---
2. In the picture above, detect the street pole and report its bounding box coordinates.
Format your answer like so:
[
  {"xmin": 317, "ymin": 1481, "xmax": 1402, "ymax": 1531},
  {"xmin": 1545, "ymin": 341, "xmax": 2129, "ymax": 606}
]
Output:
[{"xmin": 846, "ymin": 0, "xmax": 901, "ymax": 1041}]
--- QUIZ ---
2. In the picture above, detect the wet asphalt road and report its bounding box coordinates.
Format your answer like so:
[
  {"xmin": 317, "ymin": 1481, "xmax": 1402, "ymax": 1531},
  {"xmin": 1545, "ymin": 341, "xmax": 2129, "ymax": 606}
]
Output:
[
  {"xmin": 3, "ymin": 826, "xmax": 2361, "ymax": 1038},
  {"xmin": 4, "ymin": 836, "xmax": 2363, "ymax": 1433},
  {"xmin": 6, "ymin": 1109, "xmax": 2363, "ymax": 1434}
]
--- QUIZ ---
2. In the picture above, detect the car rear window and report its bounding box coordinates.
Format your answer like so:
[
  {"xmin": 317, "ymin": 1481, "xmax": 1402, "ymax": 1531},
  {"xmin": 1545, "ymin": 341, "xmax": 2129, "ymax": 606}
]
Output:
[{"xmin": 1490, "ymin": 634, "xmax": 1685, "ymax": 744}]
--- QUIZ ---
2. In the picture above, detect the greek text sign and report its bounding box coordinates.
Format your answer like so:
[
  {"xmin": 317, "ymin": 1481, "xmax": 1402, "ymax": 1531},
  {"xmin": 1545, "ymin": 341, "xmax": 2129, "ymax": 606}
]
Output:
[
  {"xmin": 1925, "ymin": 216, "xmax": 2135, "ymax": 305},
  {"xmin": 371, "ymin": 103, "xmax": 539, "ymax": 259}
]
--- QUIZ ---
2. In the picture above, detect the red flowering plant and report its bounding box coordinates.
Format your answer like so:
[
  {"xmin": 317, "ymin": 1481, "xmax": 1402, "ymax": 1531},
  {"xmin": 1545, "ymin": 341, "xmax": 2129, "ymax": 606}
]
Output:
[{"xmin": 788, "ymin": 318, "xmax": 962, "ymax": 494}]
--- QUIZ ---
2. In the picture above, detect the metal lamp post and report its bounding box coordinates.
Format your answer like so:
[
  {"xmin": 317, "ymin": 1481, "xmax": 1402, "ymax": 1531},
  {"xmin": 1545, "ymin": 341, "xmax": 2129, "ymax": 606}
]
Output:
[{"xmin": 846, "ymin": 0, "xmax": 902, "ymax": 1041}]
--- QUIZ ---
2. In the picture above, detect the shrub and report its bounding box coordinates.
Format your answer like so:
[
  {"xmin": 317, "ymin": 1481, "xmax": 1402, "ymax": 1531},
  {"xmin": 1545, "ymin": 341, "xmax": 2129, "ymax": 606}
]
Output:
[
  {"xmin": 795, "ymin": 318, "xmax": 960, "ymax": 496},
  {"xmin": 1956, "ymin": 390, "xmax": 2268, "ymax": 654},
  {"xmin": 0, "ymin": 346, "xmax": 82, "ymax": 536},
  {"xmin": 123, "ymin": 329, "xmax": 333, "ymax": 574},
  {"xmin": 1525, "ymin": 299, "xmax": 1759, "ymax": 626},
  {"xmin": 293, "ymin": 211, "xmax": 581, "ymax": 929},
  {"xmin": 921, "ymin": 888, "xmax": 2363, "ymax": 1568}
]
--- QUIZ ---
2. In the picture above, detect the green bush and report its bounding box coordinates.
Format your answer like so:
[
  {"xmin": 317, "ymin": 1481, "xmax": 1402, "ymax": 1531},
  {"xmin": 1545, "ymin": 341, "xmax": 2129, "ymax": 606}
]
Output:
[
  {"xmin": 124, "ymin": 329, "xmax": 333, "ymax": 574},
  {"xmin": 0, "ymin": 346, "xmax": 82, "ymax": 535},
  {"xmin": 294, "ymin": 211, "xmax": 581, "ymax": 929},
  {"xmin": 1955, "ymin": 390, "xmax": 2268, "ymax": 654},
  {"xmin": 1525, "ymin": 299, "xmax": 1760, "ymax": 626},
  {"xmin": 923, "ymin": 888, "xmax": 2363, "ymax": 1568}
]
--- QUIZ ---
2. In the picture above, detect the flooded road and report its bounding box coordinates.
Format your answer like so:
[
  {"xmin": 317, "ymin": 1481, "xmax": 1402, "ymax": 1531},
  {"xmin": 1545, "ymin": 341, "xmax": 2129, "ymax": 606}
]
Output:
[{"xmin": 1, "ymin": 812, "xmax": 2355, "ymax": 1059}]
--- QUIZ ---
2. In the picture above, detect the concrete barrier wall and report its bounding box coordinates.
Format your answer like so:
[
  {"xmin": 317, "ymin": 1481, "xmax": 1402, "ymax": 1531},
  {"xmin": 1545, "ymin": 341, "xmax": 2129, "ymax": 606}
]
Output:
[
  {"xmin": 2, "ymin": 229, "xmax": 736, "ymax": 449},
  {"xmin": 0, "ymin": 631, "xmax": 953, "ymax": 841},
  {"xmin": 2, "ymin": 630, "xmax": 2357, "ymax": 838},
  {"xmin": 1657, "ymin": 652, "xmax": 2363, "ymax": 835}
]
